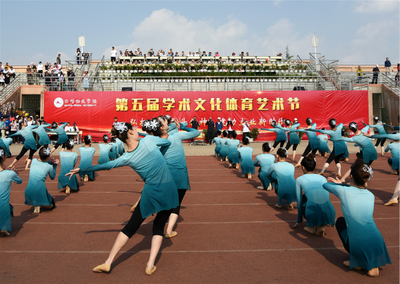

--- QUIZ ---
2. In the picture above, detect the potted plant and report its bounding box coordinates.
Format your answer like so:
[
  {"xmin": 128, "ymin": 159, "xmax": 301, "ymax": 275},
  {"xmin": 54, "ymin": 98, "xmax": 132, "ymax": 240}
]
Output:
[{"xmin": 250, "ymin": 127, "xmax": 259, "ymax": 141}]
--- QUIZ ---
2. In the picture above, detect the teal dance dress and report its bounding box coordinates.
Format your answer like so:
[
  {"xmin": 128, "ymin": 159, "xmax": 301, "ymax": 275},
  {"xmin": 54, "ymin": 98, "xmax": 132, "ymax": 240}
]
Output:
[
  {"xmin": 385, "ymin": 142, "xmax": 400, "ymax": 170},
  {"xmin": 331, "ymin": 134, "xmax": 377, "ymax": 164},
  {"xmin": 1, "ymin": 137, "xmax": 13, "ymax": 157},
  {"xmin": 266, "ymin": 162, "xmax": 296, "ymax": 205},
  {"xmin": 254, "ymin": 153, "xmax": 275, "ymax": 188},
  {"xmin": 261, "ymin": 125, "xmax": 287, "ymax": 142},
  {"xmin": 237, "ymin": 146, "xmax": 255, "ymax": 175},
  {"xmin": 58, "ymin": 151, "xmax": 79, "ymax": 191},
  {"xmin": 323, "ymin": 183, "xmax": 391, "ymax": 270},
  {"xmin": 32, "ymin": 123, "xmax": 52, "ymax": 146},
  {"xmin": 78, "ymin": 146, "xmax": 96, "ymax": 180},
  {"xmin": 80, "ymin": 135, "xmax": 179, "ymax": 218},
  {"xmin": 108, "ymin": 143, "xmax": 119, "ymax": 160},
  {"xmin": 212, "ymin": 137, "xmax": 222, "ymax": 155},
  {"xmin": 219, "ymin": 138, "xmax": 230, "ymax": 159},
  {"xmin": 317, "ymin": 134, "xmax": 331, "ymax": 154},
  {"xmin": 363, "ymin": 121, "xmax": 387, "ymax": 135},
  {"xmin": 8, "ymin": 125, "xmax": 38, "ymax": 150},
  {"xmin": 296, "ymin": 174, "xmax": 335, "ymax": 227},
  {"xmin": 115, "ymin": 138, "xmax": 125, "ymax": 156},
  {"xmin": 0, "ymin": 170, "xmax": 22, "ymax": 232},
  {"xmin": 98, "ymin": 143, "xmax": 112, "ymax": 164},
  {"xmin": 227, "ymin": 139, "xmax": 240, "ymax": 164},
  {"xmin": 290, "ymin": 123, "xmax": 320, "ymax": 150},
  {"xmin": 24, "ymin": 159, "xmax": 57, "ymax": 206},
  {"xmin": 310, "ymin": 124, "xmax": 347, "ymax": 156},
  {"xmin": 164, "ymin": 125, "xmax": 200, "ymax": 190},
  {"xmin": 47, "ymin": 123, "xmax": 68, "ymax": 146}
]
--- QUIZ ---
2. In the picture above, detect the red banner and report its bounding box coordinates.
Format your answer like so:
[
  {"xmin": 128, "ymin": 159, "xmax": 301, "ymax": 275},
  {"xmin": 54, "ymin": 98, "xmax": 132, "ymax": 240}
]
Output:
[{"xmin": 44, "ymin": 90, "xmax": 369, "ymax": 141}]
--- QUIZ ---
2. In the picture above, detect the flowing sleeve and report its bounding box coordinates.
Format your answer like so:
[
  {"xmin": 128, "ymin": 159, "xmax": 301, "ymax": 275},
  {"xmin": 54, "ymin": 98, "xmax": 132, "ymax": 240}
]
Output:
[
  {"xmin": 167, "ymin": 123, "xmax": 177, "ymax": 133},
  {"xmin": 150, "ymin": 136, "xmax": 171, "ymax": 155},
  {"xmin": 323, "ymin": 183, "xmax": 345, "ymax": 198},
  {"xmin": 7, "ymin": 130, "xmax": 21, "ymax": 138},
  {"xmin": 385, "ymin": 144, "xmax": 391, "ymax": 153},
  {"xmin": 11, "ymin": 171, "xmax": 23, "ymax": 184},
  {"xmin": 177, "ymin": 125, "xmax": 201, "ymax": 140},
  {"xmin": 370, "ymin": 133, "xmax": 400, "ymax": 141},
  {"xmin": 331, "ymin": 137, "xmax": 354, "ymax": 143},
  {"xmin": 81, "ymin": 156, "xmax": 127, "ymax": 173},
  {"xmin": 292, "ymin": 123, "xmax": 301, "ymax": 128},
  {"xmin": 261, "ymin": 128, "xmax": 277, "ymax": 133},
  {"xmin": 138, "ymin": 132, "xmax": 148, "ymax": 137},
  {"xmin": 49, "ymin": 164, "xmax": 58, "ymax": 180}
]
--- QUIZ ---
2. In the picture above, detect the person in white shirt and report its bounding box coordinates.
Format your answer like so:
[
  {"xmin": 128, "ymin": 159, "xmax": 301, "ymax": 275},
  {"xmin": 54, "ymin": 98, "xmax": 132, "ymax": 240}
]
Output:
[
  {"xmin": 111, "ymin": 46, "xmax": 117, "ymax": 64},
  {"xmin": 9, "ymin": 66, "xmax": 16, "ymax": 80},
  {"xmin": 37, "ymin": 61, "xmax": 43, "ymax": 77},
  {"xmin": 242, "ymin": 120, "xmax": 251, "ymax": 142}
]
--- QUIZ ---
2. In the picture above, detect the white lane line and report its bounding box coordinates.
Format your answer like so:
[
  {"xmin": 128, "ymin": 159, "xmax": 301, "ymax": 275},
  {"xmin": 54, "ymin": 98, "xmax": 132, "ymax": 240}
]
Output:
[
  {"xmin": 1, "ymin": 246, "xmax": 398, "ymax": 254},
  {"xmin": 12, "ymin": 217, "xmax": 399, "ymax": 225}
]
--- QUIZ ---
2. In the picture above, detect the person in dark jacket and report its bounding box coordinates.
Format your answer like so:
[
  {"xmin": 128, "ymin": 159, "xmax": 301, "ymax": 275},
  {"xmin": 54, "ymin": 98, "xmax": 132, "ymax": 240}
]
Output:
[{"xmin": 205, "ymin": 117, "xmax": 215, "ymax": 145}]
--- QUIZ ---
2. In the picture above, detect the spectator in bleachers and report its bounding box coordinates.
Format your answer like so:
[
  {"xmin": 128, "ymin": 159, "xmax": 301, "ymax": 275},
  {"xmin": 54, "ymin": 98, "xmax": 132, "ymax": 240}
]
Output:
[
  {"xmin": 56, "ymin": 54, "xmax": 61, "ymax": 66},
  {"xmin": 181, "ymin": 67, "xmax": 188, "ymax": 73},
  {"xmin": 384, "ymin": 57, "xmax": 391, "ymax": 75},
  {"xmin": 181, "ymin": 51, "xmax": 185, "ymax": 56},
  {"xmin": 148, "ymin": 48, "xmax": 154, "ymax": 56},
  {"xmin": 44, "ymin": 62, "xmax": 50, "ymax": 71},
  {"xmin": 395, "ymin": 72, "xmax": 400, "ymax": 87},
  {"xmin": 356, "ymin": 65, "xmax": 363, "ymax": 83},
  {"xmin": 111, "ymin": 46, "xmax": 117, "ymax": 63},
  {"xmin": 200, "ymin": 66, "xmax": 207, "ymax": 72},
  {"xmin": 0, "ymin": 71, "xmax": 5, "ymax": 86},
  {"xmin": 37, "ymin": 61, "xmax": 43, "ymax": 78},
  {"xmin": 82, "ymin": 52, "xmax": 89, "ymax": 64},
  {"xmin": 4, "ymin": 69, "xmax": 10, "ymax": 85},
  {"xmin": 67, "ymin": 68, "xmax": 75, "ymax": 91},
  {"xmin": 372, "ymin": 65, "xmax": 379, "ymax": 84},
  {"xmin": 26, "ymin": 65, "xmax": 33, "ymax": 85},
  {"xmin": 44, "ymin": 70, "xmax": 51, "ymax": 90},
  {"xmin": 9, "ymin": 66, "xmax": 15, "ymax": 80},
  {"xmin": 76, "ymin": 48, "xmax": 81, "ymax": 65},
  {"xmin": 58, "ymin": 71, "xmax": 65, "ymax": 91}
]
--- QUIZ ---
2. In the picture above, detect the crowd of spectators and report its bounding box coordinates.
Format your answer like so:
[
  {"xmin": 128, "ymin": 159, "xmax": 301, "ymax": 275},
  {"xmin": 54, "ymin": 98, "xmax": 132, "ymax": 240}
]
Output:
[
  {"xmin": 0, "ymin": 62, "xmax": 16, "ymax": 87},
  {"xmin": 113, "ymin": 47, "xmax": 273, "ymax": 65}
]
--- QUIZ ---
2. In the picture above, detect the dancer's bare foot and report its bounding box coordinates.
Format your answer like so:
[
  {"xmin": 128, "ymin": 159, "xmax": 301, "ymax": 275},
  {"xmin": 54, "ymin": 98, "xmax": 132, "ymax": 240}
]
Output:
[{"xmin": 367, "ymin": 267, "xmax": 379, "ymax": 277}]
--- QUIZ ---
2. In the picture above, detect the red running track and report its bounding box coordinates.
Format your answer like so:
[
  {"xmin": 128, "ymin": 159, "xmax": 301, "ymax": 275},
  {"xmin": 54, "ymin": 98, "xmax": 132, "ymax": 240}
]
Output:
[{"xmin": 1, "ymin": 154, "xmax": 399, "ymax": 283}]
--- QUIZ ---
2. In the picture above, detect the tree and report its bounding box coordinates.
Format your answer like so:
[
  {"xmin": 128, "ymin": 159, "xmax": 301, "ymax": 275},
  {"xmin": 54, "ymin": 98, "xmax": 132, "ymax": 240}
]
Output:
[{"xmin": 285, "ymin": 45, "xmax": 294, "ymax": 61}]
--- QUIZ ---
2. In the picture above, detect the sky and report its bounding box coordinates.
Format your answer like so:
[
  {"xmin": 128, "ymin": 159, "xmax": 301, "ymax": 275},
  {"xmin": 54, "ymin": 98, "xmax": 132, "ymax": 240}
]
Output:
[{"xmin": 0, "ymin": 0, "xmax": 399, "ymax": 66}]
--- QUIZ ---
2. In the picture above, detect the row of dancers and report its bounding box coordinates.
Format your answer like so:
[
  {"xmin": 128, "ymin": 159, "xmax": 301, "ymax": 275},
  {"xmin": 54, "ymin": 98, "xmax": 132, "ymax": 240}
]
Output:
[
  {"xmin": 211, "ymin": 116, "xmax": 398, "ymax": 277},
  {"xmin": 0, "ymin": 115, "xmax": 200, "ymax": 276},
  {"xmin": 0, "ymin": 115, "xmax": 398, "ymax": 277}
]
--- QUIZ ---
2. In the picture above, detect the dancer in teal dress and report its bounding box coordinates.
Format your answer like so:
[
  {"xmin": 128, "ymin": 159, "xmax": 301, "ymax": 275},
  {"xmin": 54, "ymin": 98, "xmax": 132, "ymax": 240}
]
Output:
[
  {"xmin": 219, "ymin": 131, "xmax": 230, "ymax": 161},
  {"xmin": 98, "ymin": 135, "xmax": 112, "ymax": 164},
  {"xmin": 283, "ymin": 119, "xmax": 301, "ymax": 160},
  {"xmin": 293, "ymin": 153, "xmax": 335, "ymax": 235},
  {"xmin": 7, "ymin": 124, "xmax": 38, "ymax": 170},
  {"xmin": 237, "ymin": 137, "xmax": 255, "ymax": 179},
  {"xmin": 325, "ymin": 159, "xmax": 391, "ymax": 277},
  {"xmin": 24, "ymin": 146, "xmax": 58, "ymax": 214},
  {"xmin": 212, "ymin": 130, "xmax": 222, "ymax": 157},
  {"xmin": 385, "ymin": 142, "xmax": 400, "ymax": 174},
  {"xmin": 58, "ymin": 139, "xmax": 79, "ymax": 194},
  {"xmin": 1, "ymin": 137, "xmax": 13, "ymax": 157},
  {"xmin": 266, "ymin": 148, "xmax": 296, "ymax": 209},
  {"xmin": 0, "ymin": 147, "xmax": 22, "ymax": 235},
  {"xmin": 108, "ymin": 137, "xmax": 119, "ymax": 160},
  {"xmin": 253, "ymin": 142, "xmax": 275, "ymax": 190},
  {"xmin": 363, "ymin": 117, "xmax": 390, "ymax": 156},
  {"xmin": 309, "ymin": 119, "xmax": 347, "ymax": 177},
  {"xmin": 151, "ymin": 117, "xmax": 200, "ymax": 239},
  {"xmin": 24, "ymin": 122, "xmax": 52, "ymax": 169},
  {"xmin": 115, "ymin": 138, "xmax": 125, "ymax": 156},
  {"xmin": 49, "ymin": 122, "xmax": 69, "ymax": 154},
  {"xmin": 290, "ymin": 118, "xmax": 320, "ymax": 167},
  {"xmin": 78, "ymin": 135, "xmax": 96, "ymax": 182},
  {"xmin": 261, "ymin": 120, "xmax": 287, "ymax": 153},
  {"xmin": 331, "ymin": 122, "xmax": 377, "ymax": 182},
  {"xmin": 66, "ymin": 122, "xmax": 178, "ymax": 275},
  {"xmin": 227, "ymin": 131, "xmax": 240, "ymax": 169},
  {"xmin": 317, "ymin": 130, "xmax": 331, "ymax": 156}
]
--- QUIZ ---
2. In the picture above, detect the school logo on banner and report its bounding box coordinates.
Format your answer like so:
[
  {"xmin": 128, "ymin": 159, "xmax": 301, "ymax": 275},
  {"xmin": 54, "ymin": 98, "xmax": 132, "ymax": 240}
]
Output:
[{"xmin": 54, "ymin": 97, "xmax": 64, "ymax": 108}]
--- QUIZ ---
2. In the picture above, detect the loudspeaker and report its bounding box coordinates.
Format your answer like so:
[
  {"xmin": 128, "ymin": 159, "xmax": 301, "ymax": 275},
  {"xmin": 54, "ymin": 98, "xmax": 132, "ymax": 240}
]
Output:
[{"xmin": 121, "ymin": 87, "xmax": 133, "ymax": 91}]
